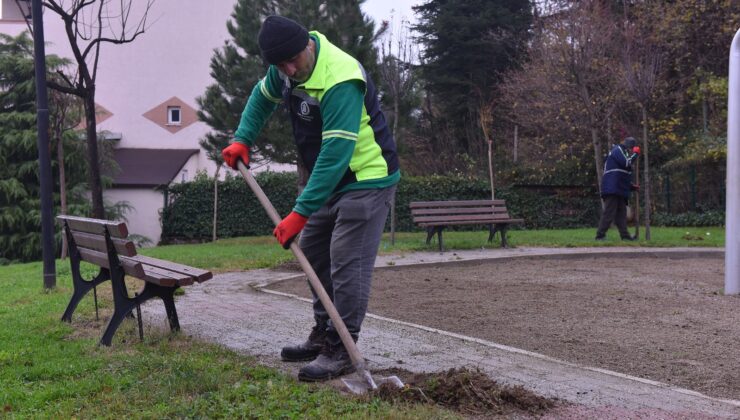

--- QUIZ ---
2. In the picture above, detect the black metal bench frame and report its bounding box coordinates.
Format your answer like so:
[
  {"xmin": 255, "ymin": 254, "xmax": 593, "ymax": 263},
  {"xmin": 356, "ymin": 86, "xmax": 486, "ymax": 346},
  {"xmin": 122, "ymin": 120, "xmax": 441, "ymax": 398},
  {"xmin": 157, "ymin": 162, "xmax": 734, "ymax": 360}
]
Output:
[
  {"xmin": 58, "ymin": 216, "xmax": 212, "ymax": 346},
  {"xmin": 410, "ymin": 199, "xmax": 524, "ymax": 252}
]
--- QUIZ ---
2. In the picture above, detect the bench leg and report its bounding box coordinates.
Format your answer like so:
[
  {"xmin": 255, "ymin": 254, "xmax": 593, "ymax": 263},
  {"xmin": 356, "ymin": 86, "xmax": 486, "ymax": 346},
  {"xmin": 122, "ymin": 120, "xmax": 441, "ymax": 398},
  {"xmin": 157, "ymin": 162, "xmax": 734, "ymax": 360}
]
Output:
[
  {"xmin": 100, "ymin": 263, "xmax": 137, "ymax": 346},
  {"xmin": 61, "ymin": 223, "xmax": 111, "ymax": 323},
  {"xmin": 425, "ymin": 227, "xmax": 436, "ymax": 245},
  {"xmin": 488, "ymin": 224, "xmax": 497, "ymax": 243},
  {"xmin": 158, "ymin": 285, "xmax": 181, "ymax": 332},
  {"xmin": 132, "ymin": 284, "xmax": 180, "ymax": 333},
  {"xmin": 426, "ymin": 227, "xmax": 445, "ymax": 251},
  {"xmin": 100, "ymin": 278, "xmax": 182, "ymax": 346},
  {"xmin": 499, "ymin": 224, "xmax": 510, "ymax": 248},
  {"xmin": 61, "ymin": 264, "xmax": 110, "ymax": 323}
]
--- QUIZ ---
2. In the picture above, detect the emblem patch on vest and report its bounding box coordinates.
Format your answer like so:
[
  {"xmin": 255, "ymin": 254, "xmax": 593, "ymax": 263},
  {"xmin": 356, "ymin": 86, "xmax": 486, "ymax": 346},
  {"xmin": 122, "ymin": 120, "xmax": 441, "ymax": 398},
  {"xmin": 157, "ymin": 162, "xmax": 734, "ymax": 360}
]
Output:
[{"xmin": 297, "ymin": 101, "xmax": 314, "ymax": 122}]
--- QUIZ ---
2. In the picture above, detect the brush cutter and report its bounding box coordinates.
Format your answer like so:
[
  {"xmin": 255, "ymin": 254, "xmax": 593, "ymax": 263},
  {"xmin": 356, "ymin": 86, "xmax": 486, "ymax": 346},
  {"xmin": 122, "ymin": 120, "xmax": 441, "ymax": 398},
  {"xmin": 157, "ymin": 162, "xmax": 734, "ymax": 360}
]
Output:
[{"xmin": 237, "ymin": 161, "xmax": 403, "ymax": 394}]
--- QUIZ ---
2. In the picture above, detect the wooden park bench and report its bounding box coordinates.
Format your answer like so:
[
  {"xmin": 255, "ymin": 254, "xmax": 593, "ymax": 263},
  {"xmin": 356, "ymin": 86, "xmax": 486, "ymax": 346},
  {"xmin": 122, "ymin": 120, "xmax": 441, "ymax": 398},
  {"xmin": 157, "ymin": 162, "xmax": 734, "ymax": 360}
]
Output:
[
  {"xmin": 57, "ymin": 215, "xmax": 212, "ymax": 346},
  {"xmin": 410, "ymin": 199, "xmax": 524, "ymax": 251}
]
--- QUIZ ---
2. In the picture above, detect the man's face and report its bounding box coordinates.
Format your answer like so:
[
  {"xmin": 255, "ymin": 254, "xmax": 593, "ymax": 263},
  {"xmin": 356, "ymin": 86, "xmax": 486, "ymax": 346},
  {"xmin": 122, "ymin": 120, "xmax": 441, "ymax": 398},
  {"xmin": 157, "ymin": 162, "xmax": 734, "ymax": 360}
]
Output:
[{"xmin": 277, "ymin": 40, "xmax": 316, "ymax": 83}]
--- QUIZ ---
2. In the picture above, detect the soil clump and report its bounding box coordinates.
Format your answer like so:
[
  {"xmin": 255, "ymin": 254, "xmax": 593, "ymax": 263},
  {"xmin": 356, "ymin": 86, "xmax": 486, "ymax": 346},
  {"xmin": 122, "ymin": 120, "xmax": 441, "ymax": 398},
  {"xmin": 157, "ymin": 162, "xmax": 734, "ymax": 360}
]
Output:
[{"xmin": 371, "ymin": 367, "xmax": 556, "ymax": 417}]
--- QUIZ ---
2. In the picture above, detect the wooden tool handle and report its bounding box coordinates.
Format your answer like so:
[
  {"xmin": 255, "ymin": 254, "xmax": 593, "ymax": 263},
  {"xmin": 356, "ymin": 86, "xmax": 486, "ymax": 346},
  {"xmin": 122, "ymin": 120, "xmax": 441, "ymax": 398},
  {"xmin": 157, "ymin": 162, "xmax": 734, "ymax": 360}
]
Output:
[{"xmin": 237, "ymin": 162, "xmax": 369, "ymax": 373}]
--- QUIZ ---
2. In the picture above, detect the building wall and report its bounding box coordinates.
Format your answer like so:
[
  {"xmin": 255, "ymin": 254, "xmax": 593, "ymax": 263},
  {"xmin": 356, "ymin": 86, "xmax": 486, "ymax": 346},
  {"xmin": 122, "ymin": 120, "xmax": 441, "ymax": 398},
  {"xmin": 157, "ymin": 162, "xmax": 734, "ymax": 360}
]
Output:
[
  {"xmin": 105, "ymin": 187, "xmax": 166, "ymax": 246},
  {"xmin": 0, "ymin": 1, "xmax": 293, "ymax": 245}
]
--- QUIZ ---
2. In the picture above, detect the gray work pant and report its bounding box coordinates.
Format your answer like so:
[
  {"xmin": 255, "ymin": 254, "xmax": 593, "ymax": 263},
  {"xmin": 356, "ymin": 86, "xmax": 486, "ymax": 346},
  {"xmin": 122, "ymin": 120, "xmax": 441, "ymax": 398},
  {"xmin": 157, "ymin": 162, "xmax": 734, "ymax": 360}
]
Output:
[
  {"xmin": 596, "ymin": 194, "xmax": 631, "ymax": 239},
  {"xmin": 298, "ymin": 186, "xmax": 395, "ymax": 343}
]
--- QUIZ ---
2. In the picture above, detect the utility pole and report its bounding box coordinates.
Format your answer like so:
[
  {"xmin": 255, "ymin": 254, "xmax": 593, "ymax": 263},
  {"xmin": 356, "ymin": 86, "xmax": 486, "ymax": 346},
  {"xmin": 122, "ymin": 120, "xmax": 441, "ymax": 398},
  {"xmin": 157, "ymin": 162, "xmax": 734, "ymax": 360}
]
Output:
[
  {"xmin": 726, "ymin": 29, "xmax": 740, "ymax": 295},
  {"xmin": 32, "ymin": 0, "xmax": 56, "ymax": 289}
]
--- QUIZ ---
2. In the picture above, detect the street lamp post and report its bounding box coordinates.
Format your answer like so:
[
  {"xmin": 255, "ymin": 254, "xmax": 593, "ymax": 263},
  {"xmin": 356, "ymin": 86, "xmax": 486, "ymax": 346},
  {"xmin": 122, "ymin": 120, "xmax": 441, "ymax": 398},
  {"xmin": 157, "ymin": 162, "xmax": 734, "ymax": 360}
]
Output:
[{"xmin": 31, "ymin": 0, "xmax": 56, "ymax": 289}]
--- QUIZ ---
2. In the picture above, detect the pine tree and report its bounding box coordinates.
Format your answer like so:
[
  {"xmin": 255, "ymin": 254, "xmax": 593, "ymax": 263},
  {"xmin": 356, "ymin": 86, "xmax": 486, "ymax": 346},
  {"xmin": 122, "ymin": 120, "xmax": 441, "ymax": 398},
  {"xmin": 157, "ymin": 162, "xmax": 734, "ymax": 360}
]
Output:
[
  {"xmin": 0, "ymin": 32, "xmax": 86, "ymax": 263},
  {"xmin": 413, "ymin": 0, "xmax": 533, "ymax": 153},
  {"xmin": 197, "ymin": 0, "xmax": 381, "ymax": 169}
]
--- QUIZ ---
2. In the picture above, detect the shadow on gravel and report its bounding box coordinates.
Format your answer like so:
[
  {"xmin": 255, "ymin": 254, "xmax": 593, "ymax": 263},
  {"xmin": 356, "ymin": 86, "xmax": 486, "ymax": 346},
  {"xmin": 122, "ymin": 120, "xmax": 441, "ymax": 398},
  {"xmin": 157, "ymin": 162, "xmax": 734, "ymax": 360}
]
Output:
[{"xmin": 370, "ymin": 367, "xmax": 558, "ymax": 416}]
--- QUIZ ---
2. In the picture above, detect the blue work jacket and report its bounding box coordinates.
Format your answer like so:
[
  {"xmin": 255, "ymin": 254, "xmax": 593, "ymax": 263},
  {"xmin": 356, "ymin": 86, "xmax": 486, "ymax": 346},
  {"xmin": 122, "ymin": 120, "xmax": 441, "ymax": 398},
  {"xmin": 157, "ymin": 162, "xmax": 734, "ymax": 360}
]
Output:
[{"xmin": 601, "ymin": 144, "xmax": 637, "ymax": 199}]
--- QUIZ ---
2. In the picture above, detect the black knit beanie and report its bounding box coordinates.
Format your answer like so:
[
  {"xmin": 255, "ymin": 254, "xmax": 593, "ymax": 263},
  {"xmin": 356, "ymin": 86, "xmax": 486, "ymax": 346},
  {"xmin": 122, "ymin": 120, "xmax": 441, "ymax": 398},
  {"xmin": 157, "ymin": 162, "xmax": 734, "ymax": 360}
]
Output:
[
  {"xmin": 623, "ymin": 137, "xmax": 637, "ymax": 149},
  {"xmin": 258, "ymin": 15, "xmax": 309, "ymax": 64}
]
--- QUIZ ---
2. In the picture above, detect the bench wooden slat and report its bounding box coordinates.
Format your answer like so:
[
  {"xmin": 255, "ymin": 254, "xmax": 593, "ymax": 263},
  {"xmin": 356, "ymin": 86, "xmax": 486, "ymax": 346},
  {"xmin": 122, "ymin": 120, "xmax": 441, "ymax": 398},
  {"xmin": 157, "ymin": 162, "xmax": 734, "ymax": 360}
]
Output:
[
  {"xmin": 418, "ymin": 218, "xmax": 523, "ymax": 227},
  {"xmin": 139, "ymin": 266, "xmax": 185, "ymax": 287},
  {"xmin": 57, "ymin": 215, "xmax": 128, "ymax": 238},
  {"xmin": 77, "ymin": 248, "xmax": 146, "ymax": 279},
  {"xmin": 411, "ymin": 207, "xmax": 510, "ymax": 216},
  {"xmin": 71, "ymin": 231, "xmax": 137, "ymax": 257},
  {"xmin": 129, "ymin": 255, "xmax": 213, "ymax": 283},
  {"xmin": 415, "ymin": 214, "xmax": 518, "ymax": 223},
  {"xmin": 409, "ymin": 199, "xmax": 505, "ymax": 208},
  {"xmin": 414, "ymin": 215, "xmax": 512, "ymax": 222}
]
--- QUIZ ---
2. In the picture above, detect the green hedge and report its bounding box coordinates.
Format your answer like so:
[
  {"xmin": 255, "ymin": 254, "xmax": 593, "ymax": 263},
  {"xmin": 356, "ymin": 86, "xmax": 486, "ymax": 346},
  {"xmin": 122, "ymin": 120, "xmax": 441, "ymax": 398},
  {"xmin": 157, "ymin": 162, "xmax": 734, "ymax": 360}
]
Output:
[
  {"xmin": 652, "ymin": 210, "xmax": 725, "ymax": 227},
  {"xmin": 161, "ymin": 172, "xmax": 603, "ymax": 242},
  {"xmin": 161, "ymin": 172, "xmax": 298, "ymax": 242}
]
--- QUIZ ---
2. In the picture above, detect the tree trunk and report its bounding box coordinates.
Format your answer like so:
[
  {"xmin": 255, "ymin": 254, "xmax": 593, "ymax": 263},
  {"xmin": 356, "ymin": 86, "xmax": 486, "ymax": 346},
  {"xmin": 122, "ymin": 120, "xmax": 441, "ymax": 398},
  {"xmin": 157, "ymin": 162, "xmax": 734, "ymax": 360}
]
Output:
[
  {"xmin": 84, "ymin": 97, "xmax": 105, "ymax": 218},
  {"xmin": 642, "ymin": 106, "xmax": 651, "ymax": 240},
  {"xmin": 212, "ymin": 164, "xmax": 221, "ymax": 242},
  {"xmin": 591, "ymin": 127, "xmax": 603, "ymax": 195},
  {"xmin": 513, "ymin": 125, "xmax": 518, "ymax": 163},
  {"xmin": 702, "ymin": 91, "xmax": 709, "ymax": 135},
  {"xmin": 390, "ymin": 97, "xmax": 400, "ymax": 245},
  {"xmin": 634, "ymin": 159, "xmax": 640, "ymax": 239},
  {"xmin": 57, "ymin": 134, "xmax": 68, "ymax": 259},
  {"xmin": 488, "ymin": 139, "xmax": 495, "ymax": 200}
]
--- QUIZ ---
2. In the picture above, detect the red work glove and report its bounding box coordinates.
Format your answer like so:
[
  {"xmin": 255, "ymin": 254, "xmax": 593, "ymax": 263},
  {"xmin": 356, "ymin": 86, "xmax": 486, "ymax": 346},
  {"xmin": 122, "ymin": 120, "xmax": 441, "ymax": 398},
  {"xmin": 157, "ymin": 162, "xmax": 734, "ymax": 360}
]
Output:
[
  {"xmin": 631, "ymin": 184, "xmax": 640, "ymax": 191},
  {"xmin": 273, "ymin": 211, "xmax": 309, "ymax": 249},
  {"xmin": 632, "ymin": 146, "xmax": 641, "ymax": 155},
  {"xmin": 222, "ymin": 142, "xmax": 249, "ymax": 169}
]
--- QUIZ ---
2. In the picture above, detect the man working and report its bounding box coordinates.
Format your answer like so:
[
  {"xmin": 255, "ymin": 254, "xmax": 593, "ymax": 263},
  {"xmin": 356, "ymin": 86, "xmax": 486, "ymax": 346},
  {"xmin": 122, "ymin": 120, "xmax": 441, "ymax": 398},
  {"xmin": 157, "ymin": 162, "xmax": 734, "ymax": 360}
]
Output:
[
  {"xmin": 221, "ymin": 15, "xmax": 400, "ymax": 382},
  {"xmin": 595, "ymin": 136, "xmax": 640, "ymax": 241}
]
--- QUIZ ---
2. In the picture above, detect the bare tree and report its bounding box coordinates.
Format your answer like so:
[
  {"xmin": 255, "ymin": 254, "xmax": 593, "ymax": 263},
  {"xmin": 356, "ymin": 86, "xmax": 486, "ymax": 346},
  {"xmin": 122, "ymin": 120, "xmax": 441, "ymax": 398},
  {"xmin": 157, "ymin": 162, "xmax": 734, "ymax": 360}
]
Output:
[
  {"xmin": 498, "ymin": 0, "xmax": 624, "ymax": 191},
  {"xmin": 41, "ymin": 0, "xmax": 155, "ymax": 218},
  {"xmin": 620, "ymin": 12, "xmax": 663, "ymax": 241},
  {"xmin": 549, "ymin": 1, "xmax": 621, "ymax": 192},
  {"xmin": 49, "ymin": 86, "xmax": 83, "ymax": 258},
  {"xmin": 378, "ymin": 16, "xmax": 417, "ymax": 244},
  {"xmin": 479, "ymin": 100, "xmax": 495, "ymax": 200}
]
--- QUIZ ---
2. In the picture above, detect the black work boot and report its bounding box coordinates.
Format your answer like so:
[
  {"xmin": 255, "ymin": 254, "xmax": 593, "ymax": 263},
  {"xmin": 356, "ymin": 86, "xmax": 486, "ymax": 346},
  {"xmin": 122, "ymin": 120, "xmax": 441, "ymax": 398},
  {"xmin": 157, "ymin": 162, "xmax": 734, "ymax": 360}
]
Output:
[
  {"xmin": 281, "ymin": 324, "xmax": 327, "ymax": 362},
  {"xmin": 297, "ymin": 334, "xmax": 355, "ymax": 382}
]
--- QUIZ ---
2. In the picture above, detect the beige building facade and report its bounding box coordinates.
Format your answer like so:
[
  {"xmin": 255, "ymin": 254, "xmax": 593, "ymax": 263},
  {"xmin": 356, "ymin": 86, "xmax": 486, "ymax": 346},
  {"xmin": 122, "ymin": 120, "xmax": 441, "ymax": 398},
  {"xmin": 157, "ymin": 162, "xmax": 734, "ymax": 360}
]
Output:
[{"xmin": 0, "ymin": 1, "xmax": 291, "ymax": 245}]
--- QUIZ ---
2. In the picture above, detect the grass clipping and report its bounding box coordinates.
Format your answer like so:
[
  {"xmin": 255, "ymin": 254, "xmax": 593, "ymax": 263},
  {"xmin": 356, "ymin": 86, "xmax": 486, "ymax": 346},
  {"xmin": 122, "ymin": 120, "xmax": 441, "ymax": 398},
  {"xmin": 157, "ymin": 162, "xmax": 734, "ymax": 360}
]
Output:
[{"xmin": 372, "ymin": 367, "xmax": 555, "ymax": 416}]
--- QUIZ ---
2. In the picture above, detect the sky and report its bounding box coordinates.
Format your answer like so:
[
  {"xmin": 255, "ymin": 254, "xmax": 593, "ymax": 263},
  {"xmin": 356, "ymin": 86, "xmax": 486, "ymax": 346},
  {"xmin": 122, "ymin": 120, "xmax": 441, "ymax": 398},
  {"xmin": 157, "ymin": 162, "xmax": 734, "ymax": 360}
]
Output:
[{"xmin": 361, "ymin": 0, "xmax": 420, "ymax": 26}]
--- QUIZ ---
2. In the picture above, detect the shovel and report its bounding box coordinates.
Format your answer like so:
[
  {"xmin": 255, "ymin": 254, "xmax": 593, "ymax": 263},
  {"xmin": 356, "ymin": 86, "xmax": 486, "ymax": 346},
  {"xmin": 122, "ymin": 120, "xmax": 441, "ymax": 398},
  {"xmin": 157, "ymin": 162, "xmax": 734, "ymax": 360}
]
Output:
[{"xmin": 236, "ymin": 161, "xmax": 403, "ymax": 394}]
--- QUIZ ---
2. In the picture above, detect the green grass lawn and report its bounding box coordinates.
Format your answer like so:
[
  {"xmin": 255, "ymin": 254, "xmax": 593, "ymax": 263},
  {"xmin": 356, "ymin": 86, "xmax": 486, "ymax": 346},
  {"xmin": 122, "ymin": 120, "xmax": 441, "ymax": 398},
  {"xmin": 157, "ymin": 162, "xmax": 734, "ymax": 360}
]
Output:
[
  {"xmin": 0, "ymin": 261, "xmax": 455, "ymax": 418},
  {"xmin": 0, "ymin": 226, "xmax": 723, "ymax": 417},
  {"xmin": 143, "ymin": 226, "xmax": 725, "ymax": 272}
]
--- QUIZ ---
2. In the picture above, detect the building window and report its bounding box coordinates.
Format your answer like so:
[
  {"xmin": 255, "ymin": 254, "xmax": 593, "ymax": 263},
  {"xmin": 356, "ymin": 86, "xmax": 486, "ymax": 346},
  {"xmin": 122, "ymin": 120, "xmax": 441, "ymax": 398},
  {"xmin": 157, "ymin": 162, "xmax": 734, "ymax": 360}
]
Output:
[{"xmin": 167, "ymin": 106, "xmax": 181, "ymax": 125}]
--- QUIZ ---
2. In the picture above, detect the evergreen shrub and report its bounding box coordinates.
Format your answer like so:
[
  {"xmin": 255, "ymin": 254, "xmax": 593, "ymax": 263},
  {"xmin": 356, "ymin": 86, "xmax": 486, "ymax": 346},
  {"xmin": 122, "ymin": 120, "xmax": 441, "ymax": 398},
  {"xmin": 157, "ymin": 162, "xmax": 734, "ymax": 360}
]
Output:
[
  {"xmin": 161, "ymin": 171, "xmax": 297, "ymax": 243},
  {"xmin": 161, "ymin": 172, "xmax": 603, "ymax": 242},
  {"xmin": 652, "ymin": 210, "xmax": 725, "ymax": 227}
]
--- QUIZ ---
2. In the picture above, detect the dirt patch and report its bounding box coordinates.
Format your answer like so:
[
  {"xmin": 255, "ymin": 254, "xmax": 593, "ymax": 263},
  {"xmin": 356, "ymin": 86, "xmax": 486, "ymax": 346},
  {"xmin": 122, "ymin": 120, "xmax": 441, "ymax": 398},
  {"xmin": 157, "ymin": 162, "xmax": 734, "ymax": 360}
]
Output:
[
  {"xmin": 272, "ymin": 260, "xmax": 304, "ymax": 272},
  {"xmin": 266, "ymin": 254, "xmax": 740, "ymax": 400},
  {"xmin": 372, "ymin": 367, "xmax": 556, "ymax": 417}
]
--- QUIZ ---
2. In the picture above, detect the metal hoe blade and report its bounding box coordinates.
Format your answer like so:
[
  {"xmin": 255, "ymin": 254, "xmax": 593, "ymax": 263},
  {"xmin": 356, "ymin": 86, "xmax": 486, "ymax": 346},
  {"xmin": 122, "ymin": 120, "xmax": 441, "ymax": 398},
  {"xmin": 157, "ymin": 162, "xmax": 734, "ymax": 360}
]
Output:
[{"xmin": 342, "ymin": 371, "xmax": 404, "ymax": 394}]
